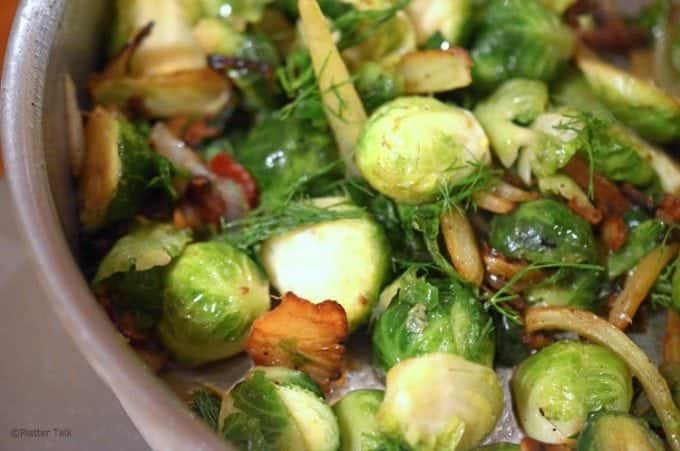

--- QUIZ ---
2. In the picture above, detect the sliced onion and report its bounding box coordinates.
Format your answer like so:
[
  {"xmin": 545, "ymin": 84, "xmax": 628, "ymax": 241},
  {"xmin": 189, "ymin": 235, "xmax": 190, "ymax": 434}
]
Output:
[
  {"xmin": 490, "ymin": 180, "xmax": 538, "ymax": 203},
  {"xmin": 473, "ymin": 191, "xmax": 515, "ymax": 214},
  {"xmin": 151, "ymin": 123, "xmax": 249, "ymax": 220},
  {"xmin": 525, "ymin": 307, "xmax": 680, "ymax": 451},
  {"xmin": 64, "ymin": 74, "xmax": 85, "ymax": 178},
  {"xmin": 440, "ymin": 208, "xmax": 484, "ymax": 286},
  {"xmin": 609, "ymin": 244, "xmax": 679, "ymax": 330}
]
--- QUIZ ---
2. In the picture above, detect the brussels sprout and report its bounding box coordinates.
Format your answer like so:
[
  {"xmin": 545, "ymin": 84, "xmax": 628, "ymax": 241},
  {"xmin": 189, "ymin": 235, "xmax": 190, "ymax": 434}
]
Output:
[
  {"xmin": 578, "ymin": 56, "xmax": 680, "ymax": 142},
  {"xmin": 526, "ymin": 268, "xmax": 603, "ymax": 310},
  {"xmin": 257, "ymin": 366, "xmax": 325, "ymax": 398},
  {"xmin": 406, "ymin": 0, "xmax": 470, "ymax": 45},
  {"xmin": 109, "ymin": 0, "xmax": 207, "ymax": 76},
  {"xmin": 201, "ymin": 0, "xmax": 273, "ymax": 27},
  {"xmin": 551, "ymin": 72, "xmax": 613, "ymax": 119},
  {"xmin": 159, "ymin": 241, "xmax": 270, "ymax": 366},
  {"xmin": 608, "ymin": 219, "xmax": 666, "ymax": 279},
  {"xmin": 489, "ymin": 199, "xmax": 598, "ymax": 264},
  {"xmin": 470, "ymin": 0, "xmax": 574, "ymax": 91},
  {"xmin": 473, "ymin": 79, "xmax": 549, "ymax": 168},
  {"xmin": 356, "ymin": 97, "xmax": 491, "ymax": 204},
  {"xmin": 354, "ymin": 63, "xmax": 404, "ymax": 113},
  {"xmin": 527, "ymin": 111, "xmax": 582, "ymax": 178},
  {"xmin": 78, "ymin": 108, "xmax": 174, "ymax": 231},
  {"xmin": 379, "ymin": 353, "xmax": 503, "ymax": 451},
  {"xmin": 576, "ymin": 411, "xmax": 665, "ymax": 451},
  {"xmin": 260, "ymin": 197, "xmax": 391, "ymax": 331},
  {"xmin": 512, "ymin": 341, "xmax": 633, "ymax": 444},
  {"xmin": 372, "ymin": 274, "xmax": 494, "ymax": 372},
  {"xmin": 333, "ymin": 389, "xmax": 408, "ymax": 451},
  {"xmin": 93, "ymin": 223, "xmax": 192, "ymax": 327},
  {"xmin": 236, "ymin": 115, "xmax": 338, "ymax": 207},
  {"xmin": 220, "ymin": 368, "xmax": 340, "ymax": 451}
]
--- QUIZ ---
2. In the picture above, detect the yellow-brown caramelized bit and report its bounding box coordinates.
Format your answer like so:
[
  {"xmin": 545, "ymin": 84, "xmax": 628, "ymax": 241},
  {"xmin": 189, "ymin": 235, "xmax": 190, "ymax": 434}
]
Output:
[
  {"xmin": 246, "ymin": 292, "xmax": 349, "ymax": 390},
  {"xmin": 520, "ymin": 437, "xmax": 574, "ymax": 451}
]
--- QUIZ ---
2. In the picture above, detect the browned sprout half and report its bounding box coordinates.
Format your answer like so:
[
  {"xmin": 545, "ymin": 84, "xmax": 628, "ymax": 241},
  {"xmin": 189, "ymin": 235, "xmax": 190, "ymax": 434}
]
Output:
[{"xmin": 245, "ymin": 292, "xmax": 349, "ymax": 390}]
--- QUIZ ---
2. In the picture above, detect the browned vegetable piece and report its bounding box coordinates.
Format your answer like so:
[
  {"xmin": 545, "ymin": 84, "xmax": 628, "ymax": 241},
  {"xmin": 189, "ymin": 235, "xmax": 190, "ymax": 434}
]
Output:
[
  {"xmin": 440, "ymin": 208, "xmax": 484, "ymax": 286},
  {"xmin": 601, "ymin": 216, "xmax": 627, "ymax": 252},
  {"xmin": 563, "ymin": 156, "xmax": 631, "ymax": 218},
  {"xmin": 245, "ymin": 292, "xmax": 349, "ymax": 390},
  {"xmin": 397, "ymin": 49, "xmax": 472, "ymax": 94},
  {"xmin": 658, "ymin": 194, "xmax": 680, "ymax": 224},
  {"xmin": 664, "ymin": 309, "xmax": 680, "ymax": 365}
]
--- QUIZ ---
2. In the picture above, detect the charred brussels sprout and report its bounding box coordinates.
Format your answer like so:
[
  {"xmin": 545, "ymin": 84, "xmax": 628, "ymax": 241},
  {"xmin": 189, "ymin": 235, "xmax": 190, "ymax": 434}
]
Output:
[
  {"xmin": 470, "ymin": 0, "xmax": 574, "ymax": 92},
  {"xmin": 78, "ymin": 108, "xmax": 174, "ymax": 232},
  {"xmin": 576, "ymin": 411, "xmax": 665, "ymax": 451},
  {"xmin": 237, "ymin": 115, "xmax": 338, "ymax": 207},
  {"xmin": 372, "ymin": 274, "xmax": 494, "ymax": 372},
  {"xmin": 356, "ymin": 97, "xmax": 490, "ymax": 204},
  {"xmin": 221, "ymin": 368, "xmax": 340, "ymax": 451},
  {"xmin": 260, "ymin": 197, "xmax": 391, "ymax": 331},
  {"xmin": 489, "ymin": 199, "xmax": 598, "ymax": 264},
  {"xmin": 159, "ymin": 241, "xmax": 270, "ymax": 366},
  {"xmin": 578, "ymin": 56, "xmax": 680, "ymax": 142},
  {"xmin": 512, "ymin": 341, "xmax": 633, "ymax": 444},
  {"xmin": 379, "ymin": 353, "xmax": 503, "ymax": 451}
]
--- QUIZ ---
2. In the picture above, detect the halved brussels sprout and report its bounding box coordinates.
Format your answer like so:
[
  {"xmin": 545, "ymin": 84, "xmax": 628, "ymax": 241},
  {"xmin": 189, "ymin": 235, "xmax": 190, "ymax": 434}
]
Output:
[
  {"xmin": 474, "ymin": 79, "xmax": 549, "ymax": 168},
  {"xmin": 78, "ymin": 108, "xmax": 171, "ymax": 231},
  {"xmin": 260, "ymin": 197, "xmax": 391, "ymax": 331},
  {"xmin": 512, "ymin": 341, "xmax": 633, "ymax": 444},
  {"xmin": 406, "ymin": 0, "xmax": 470, "ymax": 45},
  {"xmin": 578, "ymin": 56, "xmax": 680, "ymax": 142},
  {"xmin": 379, "ymin": 353, "xmax": 503, "ymax": 451},
  {"xmin": 220, "ymin": 368, "xmax": 339, "ymax": 451},
  {"xmin": 334, "ymin": 389, "xmax": 392, "ymax": 451},
  {"xmin": 356, "ymin": 97, "xmax": 490, "ymax": 204},
  {"xmin": 372, "ymin": 274, "xmax": 494, "ymax": 372},
  {"xmin": 470, "ymin": 0, "xmax": 574, "ymax": 91},
  {"xmin": 158, "ymin": 241, "xmax": 270, "ymax": 366},
  {"xmin": 576, "ymin": 411, "xmax": 665, "ymax": 451},
  {"xmin": 489, "ymin": 199, "xmax": 598, "ymax": 264}
]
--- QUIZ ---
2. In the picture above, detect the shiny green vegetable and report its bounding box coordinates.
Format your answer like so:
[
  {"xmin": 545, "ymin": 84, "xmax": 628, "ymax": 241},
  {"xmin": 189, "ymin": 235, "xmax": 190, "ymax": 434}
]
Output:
[
  {"xmin": 470, "ymin": 0, "xmax": 574, "ymax": 91},
  {"xmin": 578, "ymin": 56, "xmax": 680, "ymax": 142},
  {"xmin": 220, "ymin": 368, "xmax": 339, "ymax": 451},
  {"xmin": 159, "ymin": 241, "xmax": 270, "ymax": 366},
  {"xmin": 608, "ymin": 220, "xmax": 665, "ymax": 279},
  {"xmin": 354, "ymin": 63, "xmax": 404, "ymax": 113},
  {"xmin": 576, "ymin": 411, "xmax": 665, "ymax": 451},
  {"xmin": 489, "ymin": 199, "xmax": 598, "ymax": 264},
  {"xmin": 512, "ymin": 341, "xmax": 633, "ymax": 444},
  {"xmin": 526, "ymin": 268, "xmax": 603, "ymax": 310},
  {"xmin": 356, "ymin": 97, "xmax": 490, "ymax": 204},
  {"xmin": 372, "ymin": 274, "xmax": 494, "ymax": 372},
  {"xmin": 379, "ymin": 353, "xmax": 503, "ymax": 451},
  {"xmin": 237, "ymin": 115, "xmax": 338, "ymax": 207}
]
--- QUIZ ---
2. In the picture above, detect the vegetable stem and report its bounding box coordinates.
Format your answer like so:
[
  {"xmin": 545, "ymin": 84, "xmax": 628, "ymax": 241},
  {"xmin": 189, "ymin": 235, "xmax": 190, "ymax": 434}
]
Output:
[
  {"xmin": 298, "ymin": 0, "xmax": 367, "ymax": 177},
  {"xmin": 525, "ymin": 307, "xmax": 680, "ymax": 451}
]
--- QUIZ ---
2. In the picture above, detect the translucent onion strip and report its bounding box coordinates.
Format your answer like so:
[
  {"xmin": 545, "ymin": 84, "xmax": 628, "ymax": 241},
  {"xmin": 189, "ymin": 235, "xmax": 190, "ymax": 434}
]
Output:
[
  {"xmin": 609, "ymin": 244, "xmax": 679, "ymax": 330},
  {"xmin": 490, "ymin": 180, "xmax": 539, "ymax": 203},
  {"xmin": 525, "ymin": 307, "xmax": 680, "ymax": 451},
  {"xmin": 473, "ymin": 191, "xmax": 515, "ymax": 214},
  {"xmin": 298, "ymin": 0, "xmax": 366, "ymax": 177},
  {"xmin": 665, "ymin": 309, "xmax": 680, "ymax": 365},
  {"xmin": 440, "ymin": 208, "xmax": 484, "ymax": 286}
]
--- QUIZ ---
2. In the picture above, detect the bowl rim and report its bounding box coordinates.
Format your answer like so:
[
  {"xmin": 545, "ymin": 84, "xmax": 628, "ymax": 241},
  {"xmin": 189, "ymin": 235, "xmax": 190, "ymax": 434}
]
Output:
[{"xmin": 0, "ymin": 2, "xmax": 230, "ymax": 450}]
